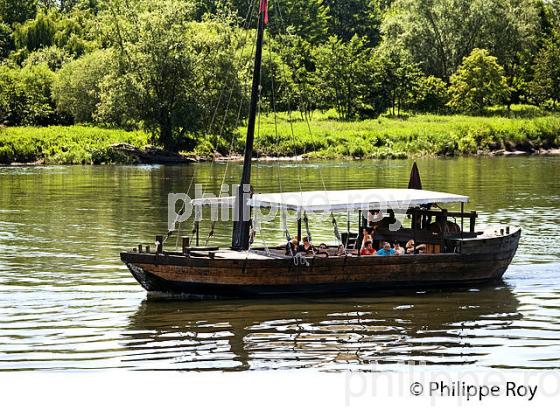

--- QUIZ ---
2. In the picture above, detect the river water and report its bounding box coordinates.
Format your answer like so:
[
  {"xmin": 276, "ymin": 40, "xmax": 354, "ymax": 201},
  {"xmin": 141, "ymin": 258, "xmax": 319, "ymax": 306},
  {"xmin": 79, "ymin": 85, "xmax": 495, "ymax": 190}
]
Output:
[{"xmin": 0, "ymin": 157, "xmax": 559, "ymax": 371}]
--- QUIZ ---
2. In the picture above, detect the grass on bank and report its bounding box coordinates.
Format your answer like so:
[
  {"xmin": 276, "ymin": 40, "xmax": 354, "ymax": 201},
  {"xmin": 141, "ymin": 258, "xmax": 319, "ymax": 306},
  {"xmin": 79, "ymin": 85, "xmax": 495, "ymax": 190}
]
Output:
[
  {"xmin": 0, "ymin": 126, "xmax": 149, "ymax": 164},
  {"xmin": 245, "ymin": 107, "xmax": 560, "ymax": 159},
  {"xmin": 1, "ymin": 105, "xmax": 559, "ymax": 164}
]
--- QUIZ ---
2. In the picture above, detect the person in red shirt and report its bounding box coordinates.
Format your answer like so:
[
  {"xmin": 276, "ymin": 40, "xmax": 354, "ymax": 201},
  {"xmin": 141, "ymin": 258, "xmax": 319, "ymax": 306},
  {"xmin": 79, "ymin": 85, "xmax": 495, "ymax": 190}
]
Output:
[{"xmin": 360, "ymin": 241, "xmax": 376, "ymax": 256}]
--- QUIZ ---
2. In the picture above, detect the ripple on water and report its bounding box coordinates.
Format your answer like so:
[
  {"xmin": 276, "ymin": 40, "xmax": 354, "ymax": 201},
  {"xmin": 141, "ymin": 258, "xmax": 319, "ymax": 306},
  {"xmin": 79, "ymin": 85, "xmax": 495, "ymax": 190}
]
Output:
[{"xmin": 0, "ymin": 159, "xmax": 559, "ymax": 371}]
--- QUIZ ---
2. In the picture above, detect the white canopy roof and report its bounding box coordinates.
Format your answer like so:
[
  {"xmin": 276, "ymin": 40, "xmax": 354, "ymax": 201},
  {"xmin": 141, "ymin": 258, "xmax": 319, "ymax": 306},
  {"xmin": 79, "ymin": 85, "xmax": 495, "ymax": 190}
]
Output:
[{"xmin": 192, "ymin": 188, "xmax": 468, "ymax": 212}]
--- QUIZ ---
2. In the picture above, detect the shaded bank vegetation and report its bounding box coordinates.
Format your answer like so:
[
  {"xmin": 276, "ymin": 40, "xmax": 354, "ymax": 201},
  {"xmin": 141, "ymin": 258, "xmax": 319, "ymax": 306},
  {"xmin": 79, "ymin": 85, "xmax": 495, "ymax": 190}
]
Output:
[{"xmin": 1, "ymin": 0, "xmax": 560, "ymax": 163}]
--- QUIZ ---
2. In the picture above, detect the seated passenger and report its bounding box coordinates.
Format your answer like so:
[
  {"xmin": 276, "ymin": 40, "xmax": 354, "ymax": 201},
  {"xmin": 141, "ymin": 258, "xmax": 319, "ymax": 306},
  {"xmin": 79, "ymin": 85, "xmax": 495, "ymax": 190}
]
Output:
[
  {"xmin": 394, "ymin": 242, "xmax": 405, "ymax": 255},
  {"xmin": 429, "ymin": 216, "xmax": 460, "ymax": 235},
  {"xmin": 405, "ymin": 239, "xmax": 426, "ymax": 254},
  {"xmin": 302, "ymin": 236, "xmax": 314, "ymax": 254},
  {"xmin": 377, "ymin": 210, "xmax": 397, "ymax": 231},
  {"xmin": 315, "ymin": 243, "xmax": 329, "ymax": 257},
  {"xmin": 360, "ymin": 241, "xmax": 376, "ymax": 255},
  {"xmin": 286, "ymin": 238, "xmax": 299, "ymax": 255},
  {"xmin": 376, "ymin": 242, "xmax": 397, "ymax": 256},
  {"xmin": 336, "ymin": 244, "xmax": 347, "ymax": 256}
]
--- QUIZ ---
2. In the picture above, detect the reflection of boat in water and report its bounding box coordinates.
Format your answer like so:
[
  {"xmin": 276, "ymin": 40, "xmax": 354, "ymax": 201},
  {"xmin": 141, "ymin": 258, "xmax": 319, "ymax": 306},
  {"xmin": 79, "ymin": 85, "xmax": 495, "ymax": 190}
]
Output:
[
  {"xmin": 122, "ymin": 285, "xmax": 520, "ymax": 370},
  {"xmin": 120, "ymin": 1, "xmax": 520, "ymax": 298}
]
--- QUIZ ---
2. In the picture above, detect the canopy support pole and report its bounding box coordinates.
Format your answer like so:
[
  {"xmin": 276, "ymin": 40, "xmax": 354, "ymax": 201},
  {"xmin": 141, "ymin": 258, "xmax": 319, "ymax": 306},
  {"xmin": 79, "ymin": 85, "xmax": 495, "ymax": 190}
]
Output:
[
  {"xmin": 357, "ymin": 210, "xmax": 361, "ymax": 256},
  {"xmin": 461, "ymin": 202, "xmax": 464, "ymax": 239},
  {"xmin": 412, "ymin": 208, "xmax": 417, "ymax": 254},
  {"xmin": 193, "ymin": 205, "xmax": 201, "ymax": 247},
  {"xmin": 297, "ymin": 212, "xmax": 302, "ymax": 242}
]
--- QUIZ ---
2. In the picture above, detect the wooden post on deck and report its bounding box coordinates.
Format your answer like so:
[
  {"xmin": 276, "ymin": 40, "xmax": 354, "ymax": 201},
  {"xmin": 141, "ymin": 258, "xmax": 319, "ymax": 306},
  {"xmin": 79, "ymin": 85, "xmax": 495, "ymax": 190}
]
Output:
[
  {"xmin": 182, "ymin": 237, "xmax": 190, "ymax": 255},
  {"xmin": 461, "ymin": 203, "xmax": 464, "ymax": 239},
  {"xmin": 470, "ymin": 211, "xmax": 477, "ymax": 233},
  {"xmin": 358, "ymin": 210, "xmax": 362, "ymax": 230},
  {"xmin": 347, "ymin": 209, "xmax": 351, "ymax": 239},
  {"xmin": 441, "ymin": 209, "xmax": 448, "ymax": 252},
  {"xmin": 155, "ymin": 235, "xmax": 163, "ymax": 254}
]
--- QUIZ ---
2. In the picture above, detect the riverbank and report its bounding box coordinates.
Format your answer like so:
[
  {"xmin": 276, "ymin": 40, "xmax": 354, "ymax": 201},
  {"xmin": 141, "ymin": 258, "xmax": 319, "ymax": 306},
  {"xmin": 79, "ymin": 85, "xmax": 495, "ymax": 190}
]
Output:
[
  {"xmin": 248, "ymin": 109, "xmax": 560, "ymax": 159},
  {"xmin": 1, "ymin": 109, "xmax": 559, "ymax": 164}
]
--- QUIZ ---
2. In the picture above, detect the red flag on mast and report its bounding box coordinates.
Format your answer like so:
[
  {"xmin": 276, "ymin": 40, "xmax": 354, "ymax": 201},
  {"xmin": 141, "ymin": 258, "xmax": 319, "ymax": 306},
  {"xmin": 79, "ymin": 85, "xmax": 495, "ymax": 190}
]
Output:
[{"xmin": 259, "ymin": 0, "xmax": 269, "ymax": 25}]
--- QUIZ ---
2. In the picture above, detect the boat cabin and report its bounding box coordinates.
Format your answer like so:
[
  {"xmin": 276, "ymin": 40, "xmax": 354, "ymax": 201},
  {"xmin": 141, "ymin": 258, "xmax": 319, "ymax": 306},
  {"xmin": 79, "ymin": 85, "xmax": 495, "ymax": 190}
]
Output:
[{"xmin": 189, "ymin": 188, "xmax": 491, "ymax": 258}]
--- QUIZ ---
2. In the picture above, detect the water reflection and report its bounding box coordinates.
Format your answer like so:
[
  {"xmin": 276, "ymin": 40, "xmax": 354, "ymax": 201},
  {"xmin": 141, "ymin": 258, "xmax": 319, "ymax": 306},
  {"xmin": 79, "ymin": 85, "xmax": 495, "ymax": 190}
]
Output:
[
  {"xmin": 124, "ymin": 285, "xmax": 521, "ymax": 371},
  {"xmin": 1, "ymin": 157, "xmax": 559, "ymax": 371}
]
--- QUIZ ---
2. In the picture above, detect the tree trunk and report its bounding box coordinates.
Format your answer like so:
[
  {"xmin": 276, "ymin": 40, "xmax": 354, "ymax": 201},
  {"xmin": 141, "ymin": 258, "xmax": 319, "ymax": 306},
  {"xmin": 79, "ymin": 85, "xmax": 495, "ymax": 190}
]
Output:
[{"xmin": 159, "ymin": 117, "xmax": 175, "ymax": 152}]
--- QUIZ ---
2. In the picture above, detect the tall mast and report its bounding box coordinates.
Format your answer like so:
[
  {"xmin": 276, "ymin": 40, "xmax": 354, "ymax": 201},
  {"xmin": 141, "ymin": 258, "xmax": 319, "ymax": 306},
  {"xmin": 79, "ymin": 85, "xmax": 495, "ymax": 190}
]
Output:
[{"xmin": 232, "ymin": 0, "xmax": 267, "ymax": 250}]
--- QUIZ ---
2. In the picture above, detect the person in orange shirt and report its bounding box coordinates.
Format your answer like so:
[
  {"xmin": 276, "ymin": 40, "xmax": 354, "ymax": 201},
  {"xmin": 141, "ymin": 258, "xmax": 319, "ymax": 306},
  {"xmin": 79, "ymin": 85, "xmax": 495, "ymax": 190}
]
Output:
[{"xmin": 360, "ymin": 241, "xmax": 376, "ymax": 256}]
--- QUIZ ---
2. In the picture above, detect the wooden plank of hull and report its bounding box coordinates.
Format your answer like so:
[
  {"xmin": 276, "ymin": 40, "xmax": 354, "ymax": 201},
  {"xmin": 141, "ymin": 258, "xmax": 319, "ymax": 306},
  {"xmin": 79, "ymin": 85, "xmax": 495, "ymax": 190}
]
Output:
[{"xmin": 121, "ymin": 229, "xmax": 520, "ymax": 297}]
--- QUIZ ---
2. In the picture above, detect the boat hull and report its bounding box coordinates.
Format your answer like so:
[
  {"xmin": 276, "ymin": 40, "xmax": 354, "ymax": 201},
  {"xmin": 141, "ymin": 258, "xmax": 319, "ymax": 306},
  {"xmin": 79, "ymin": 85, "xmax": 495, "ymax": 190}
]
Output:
[{"xmin": 121, "ymin": 228, "xmax": 521, "ymax": 298}]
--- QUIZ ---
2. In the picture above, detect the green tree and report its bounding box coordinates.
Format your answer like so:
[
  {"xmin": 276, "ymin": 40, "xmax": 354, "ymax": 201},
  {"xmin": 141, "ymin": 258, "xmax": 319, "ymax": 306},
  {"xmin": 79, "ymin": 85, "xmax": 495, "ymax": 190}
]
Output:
[
  {"xmin": 545, "ymin": 0, "xmax": 560, "ymax": 27},
  {"xmin": 54, "ymin": 4, "xmax": 100, "ymax": 56},
  {"xmin": 274, "ymin": 34, "xmax": 318, "ymax": 117},
  {"xmin": 0, "ymin": 20, "xmax": 13, "ymax": 58},
  {"xmin": 53, "ymin": 48, "xmax": 113, "ymax": 121},
  {"xmin": 0, "ymin": 0, "xmax": 37, "ymax": 26},
  {"xmin": 314, "ymin": 35, "xmax": 373, "ymax": 119},
  {"xmin": 99, "ymin": 0, "xmax": 243, "ymax": 151},
  {"xmin": 529, "ymin": 31, "xmax": 560, "ymax": 108},
  {"xmin": 259, "ymin": 40, "xmax": 294, "ymax": 113},
  {"xmin": 373, "ymin": 43, "xmax": 422, "ymax": 116},
  {"xmin": 483, "ymin": 0, "xmax": 541, "ymax": 106},
  {"xmin": 448, "ymin": 48, "xmax": 510, "ymax": 113},
  {"xmin": 384, "ymin": 0, "xmax": 542, "ymax": 93},
  {"xmin": 384, "ymin": 0, "xmax": 495, "ymax": 80},
  {"xmin": 269, "ymin": 0, "xmax": 330, "ymax": 44},
  {"xmin": 18, "ymin": 62, "xmax": 56, "ymax": 124},
  {"xmin": 0, "ymin": 65, "xmax": 25, "ymax": 125},
  {"xmin": 0, "ymin": 63, "xmax": 56, "ymax": 125},
  {"xmin": 23, "ymin": 45, "xmax": 71, "ymax": 70},
  {"xmin": 194, "ymin": 0, "xmax": 330, "ymax": 44},
  {"xmin": 324, "ymin": 0, "xmax": 382, "ymax": 46},
  {"xmin": 38, "ymin": 0, "xmax": 87, "ymax": 12},
  {"xmin": 410, "ymin": 75, "xmax": 449, "ymax": 113},
  {"xmin": 13, "ymin": 8, "xmax": 57, "ymax": 52}
]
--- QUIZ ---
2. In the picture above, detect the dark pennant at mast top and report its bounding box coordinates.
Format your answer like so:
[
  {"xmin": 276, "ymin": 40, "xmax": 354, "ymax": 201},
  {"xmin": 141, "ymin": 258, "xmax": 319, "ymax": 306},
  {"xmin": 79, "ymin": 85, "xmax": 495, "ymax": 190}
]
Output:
[{"xmin": 231, "ymin": 0, "xmax": 268, "ymax": 250}]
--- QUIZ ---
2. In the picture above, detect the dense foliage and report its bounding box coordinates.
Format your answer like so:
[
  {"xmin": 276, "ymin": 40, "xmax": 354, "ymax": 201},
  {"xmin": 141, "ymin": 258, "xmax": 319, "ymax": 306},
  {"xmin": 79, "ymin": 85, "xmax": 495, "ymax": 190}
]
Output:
[
  {"xmin": 1, "ymin": 0, "xmax": 560, "ymax": 153},
  {"xmin": 448, "ymin": 49, "xmax": 511, "ymax": 113}
]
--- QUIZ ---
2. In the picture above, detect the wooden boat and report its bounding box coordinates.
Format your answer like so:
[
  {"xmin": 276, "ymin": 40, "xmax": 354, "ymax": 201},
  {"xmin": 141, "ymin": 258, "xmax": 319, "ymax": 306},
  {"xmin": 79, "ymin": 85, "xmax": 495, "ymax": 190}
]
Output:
[
  {"xmin": 120, "ymin": 1, "xmax": 520, "ymax": 298},
  {"xmin": 121, "ymin": 207, "xmax": 520, "ymax": 298}
]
